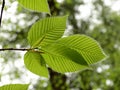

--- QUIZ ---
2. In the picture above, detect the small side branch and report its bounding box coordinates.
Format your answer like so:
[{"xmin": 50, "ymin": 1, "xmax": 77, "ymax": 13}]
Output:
[{"xmin": 0, "ymin": 0, "xmax": 5, "ymax": 26}]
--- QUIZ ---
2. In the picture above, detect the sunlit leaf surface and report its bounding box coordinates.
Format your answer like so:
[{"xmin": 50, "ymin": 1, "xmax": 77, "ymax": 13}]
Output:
[
  {"xmin": 42, "ymin": 34, "xmax": 106, "ymax": 73},
  {"xmin": 24, "ymin": 51, "xmax": 49, "ymax": 77},
  {"xmin": 18, "ymin": 0, "xmax": 50, "ymax": 14},
  {"xmin": 0, "ymin": 84, "xmax": 29, "ymax": 90},
  {"xmin": 28, "ymin": 16, "xmax": 67, "ymax": 47}
]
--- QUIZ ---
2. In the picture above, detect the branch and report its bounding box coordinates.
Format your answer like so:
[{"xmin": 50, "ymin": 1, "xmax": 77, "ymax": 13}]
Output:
[
  {"xmin": 0, "ymin": 48, "xmax": 32, "ymax": 51},
  {"xmin": 0, "ymin": 0, "xmax": 5, "ymax": 27},
  {"xmin": 0, "ymin": 48, "xmax": 44, "ymax": 53}
]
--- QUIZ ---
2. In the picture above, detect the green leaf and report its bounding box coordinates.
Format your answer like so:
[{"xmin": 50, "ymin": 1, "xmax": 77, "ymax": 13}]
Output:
[
  {"xmin": 24, "ymin": 51, "xmax": 49, "ymax": 78},
  {"xmin": 28, "ymin": 16, "xmax": 68, "ymax": 47},
  {"xmin": 0, "ymin": 84, "xmax": 29, "ymax": 90},
  {"xmin": 42, "ymin": 50, "xmax": 88, "ymax": 73},
  {"xmin": 42, "ymin": 34, "xmax": 106, "ymax": 73},
  {"xmin": 18, "ymin": 0, "xmax": 50, "ymax": 14}
]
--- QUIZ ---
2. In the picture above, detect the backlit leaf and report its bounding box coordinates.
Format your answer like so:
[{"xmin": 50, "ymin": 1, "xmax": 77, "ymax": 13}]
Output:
[
  {"xmin": 42, "ymin": 52, "xmax": 88, "ymax": 73},
  {"xmin": 42, "ymin": 34, "xmax": 106, "ymax": 73},
  {"xmin": 0, "ymin": 84, "xmax": 29, "ymax": 90},
  {"xmin": 28, "ymin": 16, "xmax": 67, "ymax": 47},
  {"xmin": 24, "ymin": 51, "xmax": 49, "ymax": 77},
  {"xmin": 18, "ymin": 0, "xmax": 50, "ymax": 14}
]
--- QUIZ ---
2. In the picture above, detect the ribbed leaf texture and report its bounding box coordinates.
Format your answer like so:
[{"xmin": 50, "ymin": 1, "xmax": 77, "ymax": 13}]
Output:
[
  {"xmin": 28, "ymin": 16, "xmax": 67, "ymax": 47},
  {"xmin": 24, "ymin": 51, "xmax": 49, "ymax": 77},
  {"xmin": 42, "ymin": 34, "xmax": 106, "ymax": 73},
  {"xmin": 0, "ymin": 84, "xmax": 29, "ymax": 90},
  {"xmin": 18, "ymin": 0, "xmax": 50, "ymax": 14},
  {"xmin": 42, "ymin": 51, "xmax": 88, "ymax": 73}
]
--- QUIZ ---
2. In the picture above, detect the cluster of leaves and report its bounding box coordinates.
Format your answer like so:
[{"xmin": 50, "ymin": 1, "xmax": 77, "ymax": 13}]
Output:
[{"xmin": 0, "ymin": 0, "xmax": 106, "ymax": 90}]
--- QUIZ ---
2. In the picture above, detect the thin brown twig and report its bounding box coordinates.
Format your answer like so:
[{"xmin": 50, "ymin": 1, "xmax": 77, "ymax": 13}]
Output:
[
  {"xmin": 0, "ymin": 0, "xmax": 5, "ymax": 27},
  {"xmin": 0, "ymin": 48, "xmax": 44, "ymax": 53},
  {"xmin": 0, "ymin": 48, "xmax": 32, "ymax": 51}
]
